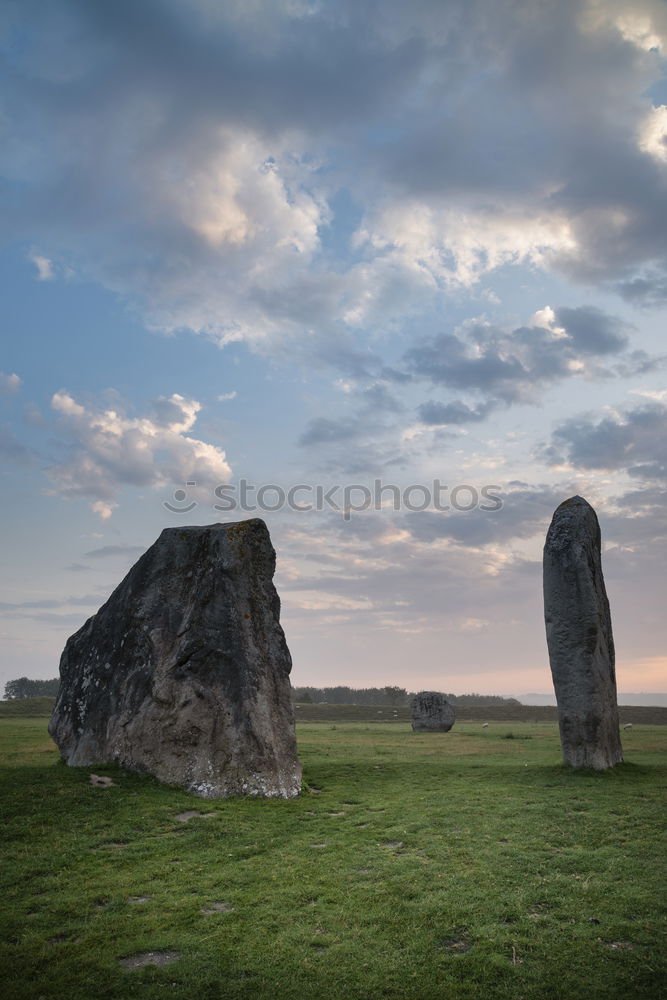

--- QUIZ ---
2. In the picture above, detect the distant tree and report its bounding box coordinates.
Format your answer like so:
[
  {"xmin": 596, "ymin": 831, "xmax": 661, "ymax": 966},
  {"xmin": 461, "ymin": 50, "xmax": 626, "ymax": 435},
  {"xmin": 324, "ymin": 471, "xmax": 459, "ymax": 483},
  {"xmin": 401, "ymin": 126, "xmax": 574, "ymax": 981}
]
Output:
[
  {"xmin": 4, "ymin": 677, "xmax": 59, "ymax": 699},
  {"xmin": 325, "ymin": 686, "xmax": 354, "ymax": 704},
  {"xmin": 452, "ymin": 693, "xmax": 520, "ymax": 707},
  {"xmin": 384, "ymin": 686, "xmax": 407, "ymax": 706},
  {"xmin": 293, "ymin": 688, "xmax": 313, "ymax": 703},
  {"xmin": 4, "ymin": 677, "xmax": 30, "ymax": 699}
]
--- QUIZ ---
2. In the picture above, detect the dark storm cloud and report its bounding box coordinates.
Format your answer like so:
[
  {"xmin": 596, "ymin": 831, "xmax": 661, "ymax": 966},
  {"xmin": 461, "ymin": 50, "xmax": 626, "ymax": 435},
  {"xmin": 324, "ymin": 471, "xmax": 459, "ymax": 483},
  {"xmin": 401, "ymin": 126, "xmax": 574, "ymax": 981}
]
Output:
[
  {"xmin": 605, "ymin": 485, "xmax": 667, "ymax": 546},
  {"xmin": 297, "ymin": 425, "xmax": 410, "ymax": 475},
  {"xmin": 554, "ymin": 306, "xmax": 629, "ymax": 355},
  {"xmin": 617, "ymin": 269, "xmax": 667, "ymax": 306},
  {"xmin": 311, "ymin": 342, "xmax": 381, "ymax": 380},
  {"xmin": 64, "ymin": 0, "xmax": 426, "ymax": 137},
  {"xmin": 367, "ymin": 2, "xmax": 667, "ymax": 299},
  {"xmin": 277, "ymin": 477, "xmax": 666, "ymax": 651},
  {"xmin": 403, "ymin": 485, "xmax": 565, "ymax": 548},
  {"xmin": 1, "ymin": 0, "xmax": 666, "ymax": 343},
  {"xmin": 612, "ymin": 349, "xmax": 665, "ymax": 378},
  {"xmin": 296, "ymin": 296, "xmax": 658, "ymax": 469},
  {"xmin": 298, "ymin": 381, "xmax": 403, "ymax": 464},
  {"xmin": 545, "ymin": 401, "xmax": 667, "ymax": 479},
  {"xmin": 298, "ymin": 418, "xmax": 360, "ymax": 447},
  {"xmin": 417, "ymin": 400, "xmax": 494, "ymax": 425},
  {"xmin": 405, "ymin": 330, "xmax": 529, "ymax": 401},
  {"xmin": 546, "ymin": 121, "xmax": 667, "ymax": 298},
  {"xmin": 403, "ymin": 306, "xmax": 639, "ymax": 410},
  {"xmin": 360, "ymin": 383, "xmax": 403, "ymax": 412},
  {"xmin": 279, "ymin": 514, "xmax": 540, "ymax": 625},
  {"xmin": 1, "ymin": 0, "xmax": 425, "ymax": 238}
]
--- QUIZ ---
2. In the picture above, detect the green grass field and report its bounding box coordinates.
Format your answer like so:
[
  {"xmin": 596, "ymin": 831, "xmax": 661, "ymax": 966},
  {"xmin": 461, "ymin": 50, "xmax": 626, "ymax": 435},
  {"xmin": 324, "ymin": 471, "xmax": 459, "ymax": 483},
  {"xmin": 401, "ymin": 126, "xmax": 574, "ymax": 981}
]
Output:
[
  {"xmin": 0, "ymin": 696, "xmax": 57, "ymax": 717},
  {"xmin": 1, "ymin": 717, "xmax": 665, "ymax": 999},
  {"xmin": 4, "ymin": 696, "xmax": 665, "ymax": 725}
]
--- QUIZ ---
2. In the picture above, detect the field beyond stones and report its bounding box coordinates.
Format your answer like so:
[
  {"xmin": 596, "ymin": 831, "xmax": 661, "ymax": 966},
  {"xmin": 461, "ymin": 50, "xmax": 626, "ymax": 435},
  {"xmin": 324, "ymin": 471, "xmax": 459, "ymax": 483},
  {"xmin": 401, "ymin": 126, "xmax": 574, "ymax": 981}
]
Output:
[{"xmin": 1, "ymin": 714, "xmax": 665, "ymax": 1000}]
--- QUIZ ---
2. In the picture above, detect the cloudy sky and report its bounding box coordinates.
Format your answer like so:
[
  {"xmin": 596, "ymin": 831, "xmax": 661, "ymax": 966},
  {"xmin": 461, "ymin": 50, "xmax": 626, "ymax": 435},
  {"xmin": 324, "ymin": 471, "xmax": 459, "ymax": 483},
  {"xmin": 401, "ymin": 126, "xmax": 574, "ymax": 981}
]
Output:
[{"xmin": 1, "ymin": 0, "xmax": 666, "ymax": 698}]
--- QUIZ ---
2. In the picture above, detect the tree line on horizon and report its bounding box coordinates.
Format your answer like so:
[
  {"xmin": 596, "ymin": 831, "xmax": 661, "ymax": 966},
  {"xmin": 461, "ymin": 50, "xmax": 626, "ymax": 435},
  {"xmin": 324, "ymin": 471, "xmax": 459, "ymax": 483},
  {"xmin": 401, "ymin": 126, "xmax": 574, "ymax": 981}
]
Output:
[
  {"xmin": 291, "ymin": 685, "xmax": 520, "ymax": 707},
  {"xmin": 3, "ymin": 677, "xmax": 521, "ymax": 709},
  {"xmin": 4, "ymin": 677, "xmax": 60, "ymax": 700}
]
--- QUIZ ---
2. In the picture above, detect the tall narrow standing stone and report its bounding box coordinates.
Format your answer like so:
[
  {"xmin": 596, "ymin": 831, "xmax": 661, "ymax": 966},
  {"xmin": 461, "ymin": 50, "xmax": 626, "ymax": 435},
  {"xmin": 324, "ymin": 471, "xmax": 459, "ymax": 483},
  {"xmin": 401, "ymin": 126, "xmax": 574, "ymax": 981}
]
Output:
[
  {"xmin": 543, "ymin": 496, "xmax": 623, "ymax": 769},
  {"xmin": 49, "ymin": 519, "xmax": 302, "ymax": 798}
]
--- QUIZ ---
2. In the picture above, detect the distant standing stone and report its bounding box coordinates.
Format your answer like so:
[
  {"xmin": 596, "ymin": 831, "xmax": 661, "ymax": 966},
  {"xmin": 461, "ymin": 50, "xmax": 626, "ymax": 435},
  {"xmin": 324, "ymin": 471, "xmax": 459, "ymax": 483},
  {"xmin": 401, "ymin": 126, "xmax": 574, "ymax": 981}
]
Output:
[
  {"xmin": 543, "ymin": 496, "xmax": 623, "ymax": 769},
  {"xmin": 49, "ymin": 519, "xmax": 302, "ymax": 798},
  {"xmin": 411, "ymin": 691, "xmax": 456, "ymax": 732}
]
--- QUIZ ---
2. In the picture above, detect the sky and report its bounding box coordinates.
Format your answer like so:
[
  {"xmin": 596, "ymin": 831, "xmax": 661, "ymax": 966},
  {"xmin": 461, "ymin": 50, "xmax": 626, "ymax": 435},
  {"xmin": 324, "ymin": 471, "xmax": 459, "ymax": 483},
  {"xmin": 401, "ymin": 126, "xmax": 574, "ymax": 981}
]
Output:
[{"xmin": 1, "ymin": 0, "xmax": 666, "ymax": 699}]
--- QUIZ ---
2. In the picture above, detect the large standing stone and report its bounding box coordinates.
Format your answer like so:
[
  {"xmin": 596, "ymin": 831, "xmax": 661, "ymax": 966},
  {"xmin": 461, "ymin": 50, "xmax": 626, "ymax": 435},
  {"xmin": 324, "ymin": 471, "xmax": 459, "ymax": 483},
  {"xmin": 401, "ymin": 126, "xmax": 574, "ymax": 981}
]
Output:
[
  {"xmin": 49, "ymin": 519, "xmax": 302, "ymax": 798},
  {"xmin": 411, "ymin": 691, "xmax": 456, "ymax": 732},
  {"xmin": 543, "ymin": 496, "xmax": 623, "ymax": 769}
]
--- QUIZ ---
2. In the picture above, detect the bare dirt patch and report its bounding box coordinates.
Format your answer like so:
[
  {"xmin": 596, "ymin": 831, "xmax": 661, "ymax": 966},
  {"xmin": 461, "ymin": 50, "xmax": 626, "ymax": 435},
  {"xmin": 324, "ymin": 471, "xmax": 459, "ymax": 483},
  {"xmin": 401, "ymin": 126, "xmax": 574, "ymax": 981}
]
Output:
[
  {"xmin": 89, "ymin": 773, "xmax": 115, "ymax": 787},
  {"xmin": 439, "ymin": 937, "xmax": 472, "ymax": 953},
  {"xmin": 174, "ymin": 810, "xmax": 216, "ymax": 823},
  {"xmin": 119, "ymin": 950, "xmax": 181, "ymax": 970},
  {"xmin": 201, "ymin": 901, "xmax": 234, "ymax": 914}
]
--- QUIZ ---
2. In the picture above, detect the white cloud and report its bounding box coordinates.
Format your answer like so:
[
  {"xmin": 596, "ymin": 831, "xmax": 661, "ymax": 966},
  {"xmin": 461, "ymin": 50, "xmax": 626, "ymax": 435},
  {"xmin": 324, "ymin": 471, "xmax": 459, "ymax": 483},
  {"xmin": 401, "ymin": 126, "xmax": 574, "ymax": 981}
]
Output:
[
  {"xmin": 530, "ymin": 306, "xmax": 559, "ymax": 332},
  {"xmin": 52, "ymin": 391, "xmax": 84, "ymax": 417},
  {"xmin": 180, "ymin": 134, "xmax": 323, "ymax": 253},
  {"xmin": 352, "ymin": 202, "xmax": 575, "ymax": 299},
  {"xmin": 47, "ymin": 390, "xmax": 231, "ymax": 511},
  {"xmin": 29, "ymin": 253, "xmax": 55, "ymax": 281},
  {"xmin": 217, "ymin": 391, "xmax": 237, "ymax": 401},
  {"xmin": 582, "ymin": 0, "xmax": 667, "ymax": 52},
  {"xmin": 85, "ymin": 129, "xmax": 330, "ymax": 346},
  {"xmin": 91, "ymin": 500, "xmax": 117, "ymax": 520},
  {"xmin": 0, "ymin": 372, "xmax": 22, "ymax": 395},
  {"xmin": 630, "ymin": 387, "xmax": 667, "ymax": 401},
  {"xmin": 639, "ymin": 105, "xmax": 667, "ymax": 163}
]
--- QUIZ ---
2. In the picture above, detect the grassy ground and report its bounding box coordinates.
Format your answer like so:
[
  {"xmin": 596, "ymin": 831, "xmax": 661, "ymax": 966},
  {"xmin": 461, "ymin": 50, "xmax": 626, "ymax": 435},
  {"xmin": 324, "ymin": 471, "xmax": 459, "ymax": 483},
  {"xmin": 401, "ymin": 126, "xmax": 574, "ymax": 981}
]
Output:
[
  {"xmin": 4, "ymin": 696, "xmax": 666, "ymax": 725},
  {"xmin": 0, "ymin": 697, "xmax": 57, "ymax": 717},
  {"xmin": 292, "ymin": 702, "xmax": 667, "ymax": 725},
  {"xmin": 1, "ymin": 718, "xmax": 665, "ymax": 1000}
]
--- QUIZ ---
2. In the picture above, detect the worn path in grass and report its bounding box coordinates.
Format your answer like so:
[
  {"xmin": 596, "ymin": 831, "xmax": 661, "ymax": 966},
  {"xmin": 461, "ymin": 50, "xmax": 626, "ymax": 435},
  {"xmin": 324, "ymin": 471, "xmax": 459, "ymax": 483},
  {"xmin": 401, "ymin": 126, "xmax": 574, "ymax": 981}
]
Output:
[{"xmin": 1, "ymin": 718, "xmax": 665, "ymax": 1000}]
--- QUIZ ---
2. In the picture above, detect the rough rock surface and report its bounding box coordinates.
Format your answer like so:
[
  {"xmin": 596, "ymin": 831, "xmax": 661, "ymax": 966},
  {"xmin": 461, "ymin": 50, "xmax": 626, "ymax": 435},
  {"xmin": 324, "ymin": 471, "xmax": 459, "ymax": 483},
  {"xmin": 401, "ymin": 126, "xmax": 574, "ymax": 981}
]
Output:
[
  {"xmin": 543, "ymin": 496, "xmax": 623, "ymax": 769},
  {"xmin": 411, "ymin": 691, "xmax": 456, "ymax": 732},
  {"xmin": 49, "ymin": 519, "xmax": 302, "ymax": 798}
]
